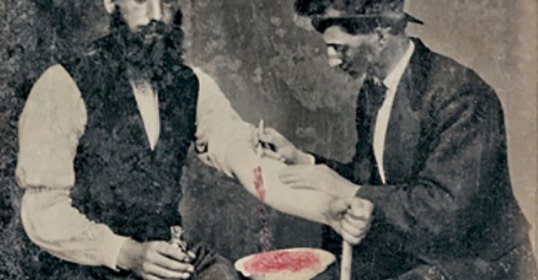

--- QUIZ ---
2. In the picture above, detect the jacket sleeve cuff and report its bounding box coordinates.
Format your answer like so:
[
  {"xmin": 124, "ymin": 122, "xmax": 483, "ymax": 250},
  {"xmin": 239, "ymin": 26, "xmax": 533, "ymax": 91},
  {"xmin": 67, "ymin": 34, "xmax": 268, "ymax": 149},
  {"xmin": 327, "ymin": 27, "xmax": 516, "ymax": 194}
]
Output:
[
  {"xmin": 101, "ymin": 233, "xmax": 129, "ymax": 271},
  {"xmin": 306, "ymin": 153, "xmax": 316, "ymax": 165},
  {"xmin": 309, "ymin": 152, "xmax": 327, "ymax": 165},
  {"xmin": 355, "ymin": 185, "xmax": 396, "ymax": 211}
]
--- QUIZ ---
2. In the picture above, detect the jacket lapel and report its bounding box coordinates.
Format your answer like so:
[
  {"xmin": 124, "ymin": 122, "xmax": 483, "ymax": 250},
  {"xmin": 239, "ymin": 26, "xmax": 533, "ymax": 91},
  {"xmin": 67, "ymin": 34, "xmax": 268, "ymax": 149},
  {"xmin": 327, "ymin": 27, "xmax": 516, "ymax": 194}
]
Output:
[{"xmin": 382, "ymin": 39, "xmax": 433, "ymax": 184}]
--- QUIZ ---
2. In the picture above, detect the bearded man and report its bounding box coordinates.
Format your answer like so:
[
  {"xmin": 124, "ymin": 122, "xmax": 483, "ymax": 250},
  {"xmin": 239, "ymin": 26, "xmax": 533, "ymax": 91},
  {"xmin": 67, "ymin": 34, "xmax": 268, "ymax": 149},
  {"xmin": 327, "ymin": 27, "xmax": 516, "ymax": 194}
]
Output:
[{"xmin": 16, "ymin": 0, "xmax": 358, "ymax": 279}]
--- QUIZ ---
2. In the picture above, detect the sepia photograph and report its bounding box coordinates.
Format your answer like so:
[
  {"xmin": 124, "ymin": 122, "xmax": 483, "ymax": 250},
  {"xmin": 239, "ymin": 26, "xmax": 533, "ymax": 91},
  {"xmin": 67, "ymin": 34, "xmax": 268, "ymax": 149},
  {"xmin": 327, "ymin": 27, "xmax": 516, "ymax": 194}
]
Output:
[{"xmin": 0, "ymin": 0, "xmax": 536, "ymax": 279}]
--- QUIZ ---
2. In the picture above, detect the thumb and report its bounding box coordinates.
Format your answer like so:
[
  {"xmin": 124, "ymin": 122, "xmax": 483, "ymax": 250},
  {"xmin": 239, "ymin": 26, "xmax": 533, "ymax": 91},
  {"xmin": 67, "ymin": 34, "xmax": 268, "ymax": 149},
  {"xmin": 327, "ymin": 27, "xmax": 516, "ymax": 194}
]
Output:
[
  {"xmin": 261, "ymin": 127, "xmax": 287, "ymax": 145},
  {"xmin": 348, "ymin": 198, "xmax": 374, "ymax": 218},
  {"xmin": 261, "ymin": 149, "xmax": 286, "ymax": 162},
  {"xmin": 329, "ymin": 198, "xmax": 351, "ymax": 218}
]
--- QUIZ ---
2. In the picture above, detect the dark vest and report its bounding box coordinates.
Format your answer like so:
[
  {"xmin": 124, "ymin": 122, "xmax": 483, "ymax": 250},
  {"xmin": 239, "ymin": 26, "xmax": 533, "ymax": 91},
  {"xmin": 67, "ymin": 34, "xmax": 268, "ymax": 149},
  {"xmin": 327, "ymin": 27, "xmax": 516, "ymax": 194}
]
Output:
[{"xmin": 33, "ymin": 36, "xmax": 199, "ymax": 279}]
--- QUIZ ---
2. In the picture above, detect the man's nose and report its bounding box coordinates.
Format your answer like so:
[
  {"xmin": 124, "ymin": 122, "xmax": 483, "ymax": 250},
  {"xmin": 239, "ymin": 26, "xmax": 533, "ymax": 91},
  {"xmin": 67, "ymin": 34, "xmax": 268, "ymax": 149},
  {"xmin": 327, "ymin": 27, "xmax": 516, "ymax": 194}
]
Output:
[
  {"xmin": 327, "ymin": 46, "xmax": 343, "ymax": 67},
  {"xmin": 147, "ymin": 0, "xmax": 163, "ymax": 21}
]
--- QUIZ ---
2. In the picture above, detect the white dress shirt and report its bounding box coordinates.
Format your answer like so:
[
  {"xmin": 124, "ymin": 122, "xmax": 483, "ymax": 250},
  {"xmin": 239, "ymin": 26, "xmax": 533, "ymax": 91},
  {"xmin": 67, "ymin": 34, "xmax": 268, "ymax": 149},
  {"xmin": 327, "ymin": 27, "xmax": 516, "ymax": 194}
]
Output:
[
  {"xmin": 16, "ymin": 65, "xmax": 252, "ymax": 270},
  {"xmin": 373, "ymin": 41, "xmax": 415, "ymax": 184},
  {"xmin": 129, "ymin": 79, "xmax": 161, "ymax": 150}
]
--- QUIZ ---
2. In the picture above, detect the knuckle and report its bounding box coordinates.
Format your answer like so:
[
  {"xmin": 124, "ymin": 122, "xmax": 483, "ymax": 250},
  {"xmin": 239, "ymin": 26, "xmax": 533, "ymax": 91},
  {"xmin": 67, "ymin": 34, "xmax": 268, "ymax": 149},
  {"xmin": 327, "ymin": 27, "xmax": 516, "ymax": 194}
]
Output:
[
  {"xmin": 342, "ymin": 233, "xmax": 352, "ymax": 243},
  {"xmin": 163, "ymin": 245, "xmax": 173, "ymax": 255},
  {"xmin": 162, "ymin": 270, "xmax": 175, "ymax": 278},
  {"xmin": 349, "ymin": 211, "xmax": 365, "ymax": 220},
  {"xmin": 141, "ymin": 262, "xmax": 151, "ymax": 273},
  {"xmin": 173, "ymin": 262, "xmax": 186, "ymax": 271},
  {"xmin": 361, "ymin": 199, "xmax": 374, "ymax": 210},
  {"xmin": 142, "ymin": 250, "xmax": 152, "ymax": 260},
  {"xmin": 176, "ymin": 251, "xmax": 187, "ymax": 262},
  {"xmin": 344, "ymin": 234, "xmax": 360, "ymax": 244}
]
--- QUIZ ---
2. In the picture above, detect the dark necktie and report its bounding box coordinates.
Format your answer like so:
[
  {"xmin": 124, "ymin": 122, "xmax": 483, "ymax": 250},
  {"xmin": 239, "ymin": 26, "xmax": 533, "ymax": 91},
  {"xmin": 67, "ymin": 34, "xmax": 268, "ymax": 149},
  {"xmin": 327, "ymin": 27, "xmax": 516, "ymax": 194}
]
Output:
[{"xmin": 355, "ymin": 78, "xmax": 387, "ymax": 184}]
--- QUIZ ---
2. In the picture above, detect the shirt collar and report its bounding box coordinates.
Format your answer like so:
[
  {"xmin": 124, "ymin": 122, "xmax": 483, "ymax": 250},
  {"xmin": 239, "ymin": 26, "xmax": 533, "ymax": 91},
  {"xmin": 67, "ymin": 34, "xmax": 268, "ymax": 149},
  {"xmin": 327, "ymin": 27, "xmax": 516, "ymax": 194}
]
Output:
[{"xmin": 382, "ymin": 40, "xmax": 415, "ymax": 91}]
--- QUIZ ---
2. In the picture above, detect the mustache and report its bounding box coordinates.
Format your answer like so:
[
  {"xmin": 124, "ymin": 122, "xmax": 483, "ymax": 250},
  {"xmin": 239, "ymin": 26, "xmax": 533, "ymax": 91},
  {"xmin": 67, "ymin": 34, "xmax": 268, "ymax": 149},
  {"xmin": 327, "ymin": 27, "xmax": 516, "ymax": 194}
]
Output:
[
  {"xmin": 110, "ymin": 5, "xmax": 183, "ymax": 36},
  {"xmin": 110, "ymin": 6, "xmax": 184, "ymax": 49},
  {"xmin": 136, "ymin": 20, "xmax": 168, "ymax": 37}
]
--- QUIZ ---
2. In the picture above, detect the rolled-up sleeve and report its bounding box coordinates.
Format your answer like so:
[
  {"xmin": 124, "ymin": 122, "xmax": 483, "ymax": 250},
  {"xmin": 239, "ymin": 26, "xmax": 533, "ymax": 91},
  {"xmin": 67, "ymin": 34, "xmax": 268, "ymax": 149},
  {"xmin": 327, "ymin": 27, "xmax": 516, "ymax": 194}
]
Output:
[
  {"xmin": 190, "ymin": 68, "xmax": 338, "ymax": 226},
  {"xmin": 193, "ymin": 67, "xmax": 255, "ymax": 177},
  {"xmin": 16, "ymin": 64, "xmax": 128, "ymax": 270}
]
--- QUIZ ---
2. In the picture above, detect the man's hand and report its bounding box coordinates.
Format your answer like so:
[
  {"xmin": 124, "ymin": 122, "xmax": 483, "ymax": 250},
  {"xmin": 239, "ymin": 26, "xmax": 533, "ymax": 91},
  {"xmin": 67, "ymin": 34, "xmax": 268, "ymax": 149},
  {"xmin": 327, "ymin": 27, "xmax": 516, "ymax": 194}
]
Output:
[
  {"xmin": 326, "ymin": 198, "xmax": 374, "ymax": 245},
  {"xmin": 257, "ymin": 127, "xmax": 313, "ymax": 164},
  {"xmin": 279, "ymin": 164, "xmax": 358, "ymax": 198},
  {"xmin": 117, "ymin": 239, "xmax": 196, "ymax": 280}
]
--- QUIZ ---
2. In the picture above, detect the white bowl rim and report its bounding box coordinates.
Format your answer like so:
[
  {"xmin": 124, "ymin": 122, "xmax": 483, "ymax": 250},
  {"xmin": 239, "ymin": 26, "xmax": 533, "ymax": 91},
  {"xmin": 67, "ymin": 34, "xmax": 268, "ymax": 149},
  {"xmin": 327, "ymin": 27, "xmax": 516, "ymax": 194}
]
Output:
[{"xmin": 234, "ymin": 247, "xmax": 336, "ymax": 278}]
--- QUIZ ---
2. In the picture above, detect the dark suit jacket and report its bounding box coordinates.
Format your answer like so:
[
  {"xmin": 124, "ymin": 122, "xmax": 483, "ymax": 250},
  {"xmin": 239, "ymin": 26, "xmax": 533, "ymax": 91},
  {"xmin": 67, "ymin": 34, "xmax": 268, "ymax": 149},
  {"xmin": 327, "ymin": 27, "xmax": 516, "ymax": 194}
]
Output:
[{"xmin": 315, "ymin": 38, "xmax": 532, "ymax": 279}]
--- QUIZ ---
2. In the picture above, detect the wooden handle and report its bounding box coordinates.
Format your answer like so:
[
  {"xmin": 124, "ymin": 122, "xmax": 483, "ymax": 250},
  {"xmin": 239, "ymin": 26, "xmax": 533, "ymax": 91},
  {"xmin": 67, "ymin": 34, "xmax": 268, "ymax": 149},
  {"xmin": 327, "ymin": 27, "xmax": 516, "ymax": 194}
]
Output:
[{"xmin": 340, "ymin": 241, "xmax": 352, "ymax": 280}]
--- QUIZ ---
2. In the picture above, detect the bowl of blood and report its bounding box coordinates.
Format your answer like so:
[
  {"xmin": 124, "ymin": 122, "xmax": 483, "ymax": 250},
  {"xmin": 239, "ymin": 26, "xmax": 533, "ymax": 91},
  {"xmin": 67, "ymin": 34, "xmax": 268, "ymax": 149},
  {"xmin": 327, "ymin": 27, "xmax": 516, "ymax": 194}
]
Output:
[{"xmin": 234, "ymin": 248, "xmax": 335, "ymax": 280}]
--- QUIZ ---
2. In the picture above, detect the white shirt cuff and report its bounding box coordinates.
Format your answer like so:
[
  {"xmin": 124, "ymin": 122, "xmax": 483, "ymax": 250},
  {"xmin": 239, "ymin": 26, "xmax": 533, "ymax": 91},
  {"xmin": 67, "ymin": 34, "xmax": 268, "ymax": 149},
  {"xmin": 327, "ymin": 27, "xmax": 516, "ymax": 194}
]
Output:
[
  {"xmin": 101, "ymin": 233, "xmax": 129, "ymax": 271},
  {"xmin": 307, "ymin": 153, "xmax": 316, "ymax": 165}
]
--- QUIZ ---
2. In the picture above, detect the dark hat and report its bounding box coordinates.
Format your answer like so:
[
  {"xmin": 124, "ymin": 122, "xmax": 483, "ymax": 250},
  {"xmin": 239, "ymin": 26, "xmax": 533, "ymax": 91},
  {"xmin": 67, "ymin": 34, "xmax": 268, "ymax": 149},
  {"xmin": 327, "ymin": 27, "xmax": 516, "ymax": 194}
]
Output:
[{"xmin": 295, "ymin": 0, "xmax": 423, "ymax": 25}]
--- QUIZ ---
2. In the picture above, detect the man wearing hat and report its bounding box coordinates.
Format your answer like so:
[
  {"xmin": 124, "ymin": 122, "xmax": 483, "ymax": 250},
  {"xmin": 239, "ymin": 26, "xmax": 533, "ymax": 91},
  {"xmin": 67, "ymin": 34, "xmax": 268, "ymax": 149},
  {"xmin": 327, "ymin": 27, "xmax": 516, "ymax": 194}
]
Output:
[{"xmin": 259, "ymin": 0, "xmax": 537, "ymax": 279}]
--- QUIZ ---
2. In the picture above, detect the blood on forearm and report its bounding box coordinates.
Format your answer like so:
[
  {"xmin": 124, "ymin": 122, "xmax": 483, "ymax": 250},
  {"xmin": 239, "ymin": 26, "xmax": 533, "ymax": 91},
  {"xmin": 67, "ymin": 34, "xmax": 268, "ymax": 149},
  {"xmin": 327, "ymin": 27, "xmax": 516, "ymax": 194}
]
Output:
[
  {"xmin": 253, "ymin": 166, "xmax": 266, "ymax": 201},
  {"xmin": 226, "ymin": 145, "xmax": 332, "ymax": 226}
]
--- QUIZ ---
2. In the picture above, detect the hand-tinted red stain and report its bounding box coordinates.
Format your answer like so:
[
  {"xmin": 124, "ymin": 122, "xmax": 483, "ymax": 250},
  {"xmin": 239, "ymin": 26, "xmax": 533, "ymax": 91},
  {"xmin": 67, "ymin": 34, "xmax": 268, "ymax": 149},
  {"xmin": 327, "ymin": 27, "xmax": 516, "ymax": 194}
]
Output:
[
  {"xmin": 244, "ymin": 250, "xmax": 321, "ymax": 274},
  {"xmin": 253, "ymin": 166, "xmax": 265, "ymax": 201}
]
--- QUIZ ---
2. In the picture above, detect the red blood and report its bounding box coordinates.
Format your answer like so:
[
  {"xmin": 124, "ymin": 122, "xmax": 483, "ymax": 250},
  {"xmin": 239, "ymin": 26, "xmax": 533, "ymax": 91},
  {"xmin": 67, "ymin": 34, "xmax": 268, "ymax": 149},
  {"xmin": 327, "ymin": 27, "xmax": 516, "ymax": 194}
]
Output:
[
  {"xmin": 253, "ymin": 166, "xmax": 266, "ymax": 201},
  {"xmin": 243, "ymin": 250, "xmax": 321, "ymax": 274}
]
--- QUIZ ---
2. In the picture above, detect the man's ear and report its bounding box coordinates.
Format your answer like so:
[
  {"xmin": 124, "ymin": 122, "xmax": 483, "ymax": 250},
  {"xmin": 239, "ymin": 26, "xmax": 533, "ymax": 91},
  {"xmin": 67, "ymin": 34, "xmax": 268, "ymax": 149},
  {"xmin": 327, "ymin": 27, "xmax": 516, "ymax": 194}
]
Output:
[{"xmin": 103, "ymin": 0, "xmax": 115, "ymax": 14}]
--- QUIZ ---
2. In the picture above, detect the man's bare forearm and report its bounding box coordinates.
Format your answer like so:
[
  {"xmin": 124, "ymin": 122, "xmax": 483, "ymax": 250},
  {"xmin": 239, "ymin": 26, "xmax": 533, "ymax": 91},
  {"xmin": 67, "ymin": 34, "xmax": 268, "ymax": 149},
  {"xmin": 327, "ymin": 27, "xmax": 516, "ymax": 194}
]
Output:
[{"xmin": 225, "ymin": 141, "xmax": 334, "ymax": 225}]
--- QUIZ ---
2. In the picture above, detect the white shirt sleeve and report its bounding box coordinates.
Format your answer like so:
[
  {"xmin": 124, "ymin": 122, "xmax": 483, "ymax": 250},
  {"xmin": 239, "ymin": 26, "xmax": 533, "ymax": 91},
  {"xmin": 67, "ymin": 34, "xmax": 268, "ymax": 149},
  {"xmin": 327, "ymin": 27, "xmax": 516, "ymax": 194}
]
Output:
[
  {"xmin": 16, "ymin": 64, "xmax": 128, "ymax": 270},
  {"xmin": 192, "ymin": 67, "xmax": 255, "ymax": 177}
]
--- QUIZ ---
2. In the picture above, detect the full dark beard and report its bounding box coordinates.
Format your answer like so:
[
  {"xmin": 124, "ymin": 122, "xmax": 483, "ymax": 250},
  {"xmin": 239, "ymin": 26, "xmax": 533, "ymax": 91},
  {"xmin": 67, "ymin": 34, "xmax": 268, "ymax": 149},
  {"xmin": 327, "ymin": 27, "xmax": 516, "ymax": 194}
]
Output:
[{"xmin": 109, "ymin": 6, "xmax": 185, "ymax": 82}]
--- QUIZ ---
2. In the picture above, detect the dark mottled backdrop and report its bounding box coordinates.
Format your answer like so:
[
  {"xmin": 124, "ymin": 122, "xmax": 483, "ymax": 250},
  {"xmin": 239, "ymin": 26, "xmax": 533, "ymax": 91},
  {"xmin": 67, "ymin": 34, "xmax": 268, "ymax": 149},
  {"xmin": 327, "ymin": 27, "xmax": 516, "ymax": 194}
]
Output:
[{"xmin": 0, "ymin": 0, "xmax": 536, "ymax": 278}]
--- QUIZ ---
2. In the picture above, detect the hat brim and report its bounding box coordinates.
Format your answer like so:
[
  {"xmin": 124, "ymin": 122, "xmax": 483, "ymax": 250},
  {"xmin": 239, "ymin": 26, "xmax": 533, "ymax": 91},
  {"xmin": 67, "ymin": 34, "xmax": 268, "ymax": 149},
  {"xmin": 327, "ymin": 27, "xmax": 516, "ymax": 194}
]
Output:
[
  {"xmin": 405, "ymin": 13, "xmax": 424, "ymax": 25},
  {"xmin": 312, "ymin": 12, "xmax": 423, "ymax": 25}
]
